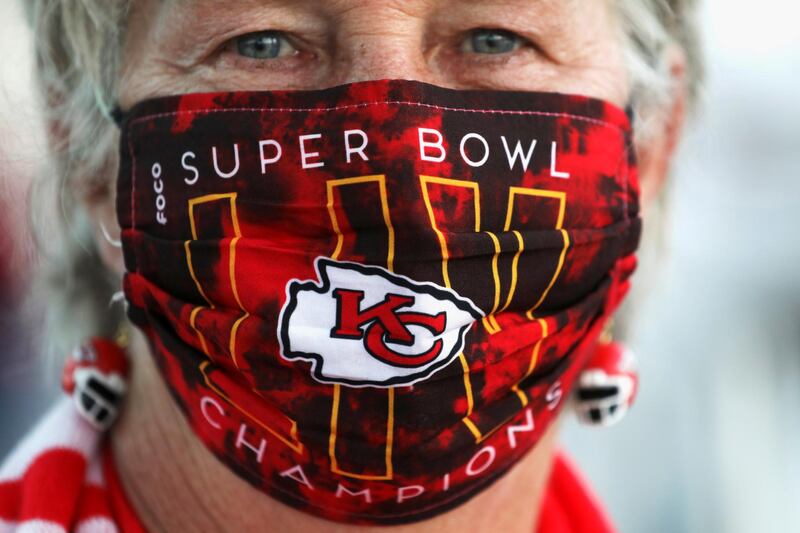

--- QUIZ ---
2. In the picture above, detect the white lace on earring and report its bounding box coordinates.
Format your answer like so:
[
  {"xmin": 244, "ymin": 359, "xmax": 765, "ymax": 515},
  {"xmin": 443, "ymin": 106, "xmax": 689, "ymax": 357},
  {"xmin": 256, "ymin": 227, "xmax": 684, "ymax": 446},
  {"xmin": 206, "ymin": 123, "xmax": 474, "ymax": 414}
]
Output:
[{"xmin": 100, "ymin": 221, "xmax": 122, "ymax": 249}]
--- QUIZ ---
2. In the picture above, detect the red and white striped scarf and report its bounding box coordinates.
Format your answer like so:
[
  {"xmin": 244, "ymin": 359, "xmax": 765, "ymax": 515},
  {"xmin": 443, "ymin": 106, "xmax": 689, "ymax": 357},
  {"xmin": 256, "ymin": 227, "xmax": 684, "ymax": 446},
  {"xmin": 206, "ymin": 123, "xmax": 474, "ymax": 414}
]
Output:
[
  {"xmin": 0, "ymin": 397, "xmax": 614, "ymax": 533},
  {"xmin": 0, "ymin": 399, "xmax": 144, "ymax": 532}
]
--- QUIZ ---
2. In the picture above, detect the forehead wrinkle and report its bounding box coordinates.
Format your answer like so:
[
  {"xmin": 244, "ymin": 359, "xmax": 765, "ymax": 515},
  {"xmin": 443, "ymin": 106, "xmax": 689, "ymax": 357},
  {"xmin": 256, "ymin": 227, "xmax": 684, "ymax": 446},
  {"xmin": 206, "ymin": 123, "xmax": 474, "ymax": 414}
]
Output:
[
  {"xmin": 448, "ymin": 0, "xmax": 579, "ymax": 10},
  {"xmin": 437, "ymin": 0, "xmax": 599, "ymax": 36},
  {"xmin": 153, "ymin": 0, "xmax": 596, "ymax": 31},
  {"xmin": 165, "ymin": 0, "xmax": 313, "ymax": 10},
  {"xmin": 162, "ymin": 0, "xmax": 572, "ymax": 11}
]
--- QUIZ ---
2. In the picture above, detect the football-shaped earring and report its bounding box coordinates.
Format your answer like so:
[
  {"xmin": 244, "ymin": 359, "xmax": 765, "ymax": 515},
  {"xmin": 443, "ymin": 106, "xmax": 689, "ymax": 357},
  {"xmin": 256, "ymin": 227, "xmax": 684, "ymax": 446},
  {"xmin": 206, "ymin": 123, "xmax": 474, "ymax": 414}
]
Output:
[
  {"xmin": 61, "ymin": 338, "xmax": 130, "ymax": 431},
  {"xmin": 575, "ymin": 335, "xmax": 638, "ymax": 427}
]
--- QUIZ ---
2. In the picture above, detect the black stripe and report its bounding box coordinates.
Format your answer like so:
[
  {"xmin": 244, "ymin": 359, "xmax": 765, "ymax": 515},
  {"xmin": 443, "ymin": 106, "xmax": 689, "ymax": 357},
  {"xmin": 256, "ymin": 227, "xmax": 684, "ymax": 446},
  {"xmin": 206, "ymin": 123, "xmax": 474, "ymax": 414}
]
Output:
[
  {"xmin": 577, "ymin": 385, "xmax": 618, "ymax": 401},
  {"xmin": 87, "ymin": 376, "xmax": 118, "ymax": 404}
]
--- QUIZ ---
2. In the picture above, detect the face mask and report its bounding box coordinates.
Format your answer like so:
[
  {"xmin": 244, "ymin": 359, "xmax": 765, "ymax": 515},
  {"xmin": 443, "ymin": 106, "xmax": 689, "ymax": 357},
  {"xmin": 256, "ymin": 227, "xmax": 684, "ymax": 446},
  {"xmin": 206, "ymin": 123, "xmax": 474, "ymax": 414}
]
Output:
[{"xmin": 115, "ymin": 79, "xmax": 640, "ymax": 524}]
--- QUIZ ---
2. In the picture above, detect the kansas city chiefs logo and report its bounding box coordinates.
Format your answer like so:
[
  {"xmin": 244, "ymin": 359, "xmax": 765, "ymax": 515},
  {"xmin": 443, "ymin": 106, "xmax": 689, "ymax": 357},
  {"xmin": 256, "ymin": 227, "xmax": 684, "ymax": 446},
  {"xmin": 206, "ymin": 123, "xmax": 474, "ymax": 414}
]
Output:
[{"xmin": 279, "ymin": 258, "xmax": 483, "ymax": 387}]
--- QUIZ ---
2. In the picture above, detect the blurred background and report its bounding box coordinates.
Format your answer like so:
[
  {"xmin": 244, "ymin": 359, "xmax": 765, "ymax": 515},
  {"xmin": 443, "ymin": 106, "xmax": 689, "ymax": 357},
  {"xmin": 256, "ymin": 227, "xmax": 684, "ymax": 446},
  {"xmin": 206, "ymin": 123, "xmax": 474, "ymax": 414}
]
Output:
[
  {"xmin": 0, "ymin": 0, "xmax": 797, "ymax": 532},
  {"xmin": 0, "ymin": 0, "xmax": 53, "ymax": 461}
]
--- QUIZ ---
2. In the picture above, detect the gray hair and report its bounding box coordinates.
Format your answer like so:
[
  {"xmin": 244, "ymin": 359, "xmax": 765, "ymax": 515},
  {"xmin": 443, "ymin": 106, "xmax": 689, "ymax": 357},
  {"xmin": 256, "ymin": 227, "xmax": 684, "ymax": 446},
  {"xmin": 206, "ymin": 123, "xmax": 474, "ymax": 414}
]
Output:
[{"xmin": 22, "ymin": 0, "xmax": 703, "ymax": 358}]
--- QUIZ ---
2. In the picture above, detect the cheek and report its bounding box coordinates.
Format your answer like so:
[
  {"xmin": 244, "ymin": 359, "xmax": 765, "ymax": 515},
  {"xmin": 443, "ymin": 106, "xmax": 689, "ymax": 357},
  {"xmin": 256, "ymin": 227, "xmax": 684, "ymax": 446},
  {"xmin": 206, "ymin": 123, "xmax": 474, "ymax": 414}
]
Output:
[
  {"xmin": 540, "ymin": 66, "xmax": 629, "ymax": 109},
  {"xmin": 119, "ymin": 60, "xmax": 188, "ymax": 111},
  {"xmin": 565, "ymin": 47, "xmax": 630, "ymax": 108}
]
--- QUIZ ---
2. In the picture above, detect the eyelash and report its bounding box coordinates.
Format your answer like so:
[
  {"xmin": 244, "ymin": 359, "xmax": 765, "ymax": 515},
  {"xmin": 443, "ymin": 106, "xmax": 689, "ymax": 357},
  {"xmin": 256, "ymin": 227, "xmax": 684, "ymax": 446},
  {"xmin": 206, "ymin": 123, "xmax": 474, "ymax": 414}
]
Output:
[
  {"xmin": 449, "ymin": 29, "xmax": 539, "ymax": 68},
  {"xmin": 217, "ymin": 32, "xmax": 308, "ymax": 70},
  {"xmin": 465, "ymin": 29, "xmax": 520, "ymax": 54},
  {"xmin": 216, "ymin": 28, "xmax": 536, "ymax": 69}
]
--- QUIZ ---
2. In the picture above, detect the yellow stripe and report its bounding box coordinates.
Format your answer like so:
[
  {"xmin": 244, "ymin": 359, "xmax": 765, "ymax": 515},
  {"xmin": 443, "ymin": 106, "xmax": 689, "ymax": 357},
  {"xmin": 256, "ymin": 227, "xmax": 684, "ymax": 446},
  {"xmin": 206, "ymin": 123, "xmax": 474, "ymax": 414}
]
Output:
[
  {"xmin": 508, "ymin": 318, "xmax": 550, "ymax": 410},
  {"xmin": 326, "ymin": 177, "xmax": 396, "ymax": 481},
  {"xmin": 482, "ymin": 231, "xmax": 502, "ymax": 335},
  {"xmin": 460, "ymin": 348, "xmax": 488, "ymax": 442},
  {"xmin": 526, "ymin": 229, "xmax": 570, "ymax": 320},
  {"xmin": 463, "ymin": 413, "xmax": 515, "ymax": 444},
  {"xmin": 228, "ymin": 313, "xmax": 249, "ymax": 369},
  {"xmin": 511, "ymin": 384, "xmax": 529, "ymax": 407},
  {"xmin": 459, "ymin": 187, "xmax": 564, "ymax": 443},
  {"xmin": 420, "ymin": 179, "xmax": 451, "ymax": 288},
  {"xmin": 187, "ymin": 193, "xmax": 249, "ymax": 368},
  {"xmin": 226, "ymin": 200, "xmax": 248, "ymax": 367},
  {"xmin": 329, "ymin": 383, "xmax": 395, "ymax": 480},
  {"xmin": 503, "ymin": 188, "xmax": 567, "ymax": 319},
  {"xmin": 503, "ymin": 188, "xmax": 569, "ymax": 319},
  {"xmin": 377, "ymin": 178, "xmax": 396, "ymax": 272},
  {"xmin": 462, "ymin": 417, "xmax": 482, "ymax": 441},
  {"xmin": 186, "ymin": 195, "xmax": 247, "ymax": 359},
  {"xmin": 329, "ymin": 383, "xmax": 341, "ymax": 470},
  {"xmin": 326, "ymin": 182, "xmax": 344, "ymax": 261},
  {"xmin": 459, "ymin": 353, "xmax": 474, "ymax": 415},
  {"xmin": 200, "ymin": 360, "xmax": 303, "ymax": 454},
  {"xmin": 189, "ymin": 306, "xmax": 210, "ymax": 357},
  {"xmin": 326, "ymin": 175, "xmax": 394, "ymax": 268},
  {"xmin": 503, "ymin": 187, "xmax": 565, "ymax": 230},
  {"xmin": 461, "ymin": 320, "xmax": 548, "ymax": 443},
  {"xmin": 498, "ymin": 230, "xmax": 524, "ymax": 313},
  {"xmin": 525, "ymin": 319, "xmax": 549, "ymax": 376},
  {"xmin": 419, "ymin": 175, "xmax": 480, "ymax": 288},
  {"xmin": 185, "ymin": 240, "xmax": 212, "ymax": 306},
  {"xmin": 385, "ymin": 387, "xmax": 395, "ymax": 477}
]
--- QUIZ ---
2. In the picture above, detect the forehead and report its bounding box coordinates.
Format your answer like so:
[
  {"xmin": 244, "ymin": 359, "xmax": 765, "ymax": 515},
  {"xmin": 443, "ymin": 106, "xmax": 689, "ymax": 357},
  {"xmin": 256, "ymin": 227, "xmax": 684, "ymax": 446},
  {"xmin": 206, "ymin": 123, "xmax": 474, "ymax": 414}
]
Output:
[
  {"xmin": 122, "ymin": 0, "xmax": 626, "ymax": 109},
  {"xmin": 143, "ymin": 0, "xmax": 603, "ymax": 52},
  {"xmin": 161, "ymin": 0, "xmax": 584, "ymax": 18},
  {"xmin": 166, "ymin": 0, "xmax": 572, "ymax": 7}
]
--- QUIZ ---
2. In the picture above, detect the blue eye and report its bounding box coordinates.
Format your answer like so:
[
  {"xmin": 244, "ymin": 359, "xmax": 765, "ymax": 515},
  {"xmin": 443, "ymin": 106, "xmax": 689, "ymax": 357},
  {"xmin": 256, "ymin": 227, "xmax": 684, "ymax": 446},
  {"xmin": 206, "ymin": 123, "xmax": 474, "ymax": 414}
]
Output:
[
  {"xmin": 467, "ymin": 29, "xmax": 521, "ymax": 55},
  {"xmin": 235, "ymin": 31, "xmax": 295, "ymax": 59}
]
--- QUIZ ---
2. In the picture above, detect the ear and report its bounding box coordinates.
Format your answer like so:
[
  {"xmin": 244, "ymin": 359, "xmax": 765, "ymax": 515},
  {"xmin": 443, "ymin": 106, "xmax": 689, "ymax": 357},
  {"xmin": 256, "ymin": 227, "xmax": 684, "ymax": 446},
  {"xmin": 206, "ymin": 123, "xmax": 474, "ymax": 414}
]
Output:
[
  {"xmin": 42, "ymin": 102, "xmax": 126, "ymax": 279},
  {"xmin": 84, "ymin": 181, "xmax": 126, "ymax": 278},
  {"xmin": 637, "ymin": 44, "xmax": 689, "ymax": 212}
]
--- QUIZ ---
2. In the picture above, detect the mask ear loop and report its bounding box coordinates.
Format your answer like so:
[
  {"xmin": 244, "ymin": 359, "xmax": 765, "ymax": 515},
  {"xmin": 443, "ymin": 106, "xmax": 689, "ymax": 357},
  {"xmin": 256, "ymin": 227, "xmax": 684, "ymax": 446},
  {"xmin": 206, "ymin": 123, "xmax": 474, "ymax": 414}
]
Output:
[
  {"xmin": 99, "ymin": 220, "xmax": 126, "ymax": 308},
  {"xmin": 109, "ymin": 289, "xmax": 128, "ymax": 310},
  {"xmin": 103, "ymin": 105, "xmax": 131, "ymax": 318},
  {"xmin": 100, "ymin": 221, "xmax": 123, "ymax": 249}
]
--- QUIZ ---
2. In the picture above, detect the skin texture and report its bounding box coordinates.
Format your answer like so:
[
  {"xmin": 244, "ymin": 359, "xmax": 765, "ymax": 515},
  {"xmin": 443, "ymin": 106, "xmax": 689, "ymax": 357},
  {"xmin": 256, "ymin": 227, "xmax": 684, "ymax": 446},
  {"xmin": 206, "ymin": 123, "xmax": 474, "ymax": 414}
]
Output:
[{"xmin": 86, "ymin": 1, "xmax": 687, "ymax": 531}]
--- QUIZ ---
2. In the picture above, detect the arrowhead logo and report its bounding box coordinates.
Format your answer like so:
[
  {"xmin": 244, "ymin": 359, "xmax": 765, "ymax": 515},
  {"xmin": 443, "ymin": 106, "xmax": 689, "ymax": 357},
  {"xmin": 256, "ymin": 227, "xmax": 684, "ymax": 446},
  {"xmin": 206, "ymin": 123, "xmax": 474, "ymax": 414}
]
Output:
[{"xmin": 278, "ymin": 258, "xmax": 483, "ymax": 388}]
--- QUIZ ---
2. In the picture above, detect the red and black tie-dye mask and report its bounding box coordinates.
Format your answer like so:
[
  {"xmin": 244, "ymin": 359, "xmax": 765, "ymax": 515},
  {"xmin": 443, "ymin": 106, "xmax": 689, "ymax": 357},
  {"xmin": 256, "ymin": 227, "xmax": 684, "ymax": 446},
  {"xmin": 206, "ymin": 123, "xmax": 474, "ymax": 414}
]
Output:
[{"xmin": 115, "ymin": 79, "xmax": 640, "ymax": 524}]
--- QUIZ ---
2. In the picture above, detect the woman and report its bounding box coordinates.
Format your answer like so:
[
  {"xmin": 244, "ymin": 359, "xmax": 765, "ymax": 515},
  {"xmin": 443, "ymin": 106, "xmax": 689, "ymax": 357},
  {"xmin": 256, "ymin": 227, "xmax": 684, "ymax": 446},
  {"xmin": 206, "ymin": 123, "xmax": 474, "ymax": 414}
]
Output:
[{"xmin": 1, "ymin": 1, "xmax": 701, "ymax": 531}]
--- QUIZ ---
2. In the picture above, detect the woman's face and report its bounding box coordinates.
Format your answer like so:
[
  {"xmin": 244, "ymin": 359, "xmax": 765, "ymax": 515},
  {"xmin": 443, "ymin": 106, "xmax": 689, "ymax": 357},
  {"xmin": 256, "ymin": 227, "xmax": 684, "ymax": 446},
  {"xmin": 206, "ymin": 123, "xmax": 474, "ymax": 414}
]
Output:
[
  {"xmin": 98, "ymin": 3, "xmax": 682, "ymax": 521},
  {"xmin": 119, "ymin": 0, "xmax": 629, "ymax": 109},
  {"xmin": 98, "ymin": 0, "xmax": 680, "ymax": 277}
]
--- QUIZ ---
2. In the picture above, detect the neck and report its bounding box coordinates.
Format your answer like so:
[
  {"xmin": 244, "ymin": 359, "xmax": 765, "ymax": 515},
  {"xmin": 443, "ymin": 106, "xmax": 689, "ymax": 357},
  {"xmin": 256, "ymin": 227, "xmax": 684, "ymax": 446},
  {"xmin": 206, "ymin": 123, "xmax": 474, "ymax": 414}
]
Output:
[{"xmin": 111, "ymin": 327, "xmax": 559, "ymax": 533}]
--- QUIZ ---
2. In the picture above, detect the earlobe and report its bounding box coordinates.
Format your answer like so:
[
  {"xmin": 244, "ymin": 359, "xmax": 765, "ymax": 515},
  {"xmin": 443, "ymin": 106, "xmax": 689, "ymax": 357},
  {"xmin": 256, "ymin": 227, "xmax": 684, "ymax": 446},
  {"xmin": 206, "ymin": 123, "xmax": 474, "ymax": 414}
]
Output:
[{"xmin": 637, "ymin": 44, "xmax": 689, "ymax": 212}]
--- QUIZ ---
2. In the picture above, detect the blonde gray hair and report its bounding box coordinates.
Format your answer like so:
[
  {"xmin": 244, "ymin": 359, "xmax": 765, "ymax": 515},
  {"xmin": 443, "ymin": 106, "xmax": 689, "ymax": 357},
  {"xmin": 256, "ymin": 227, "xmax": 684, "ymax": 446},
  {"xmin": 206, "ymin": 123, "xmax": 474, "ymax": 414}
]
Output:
[{"xmin": 22, "ymin": 0, "xmax": 702, "ymax": 357}]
